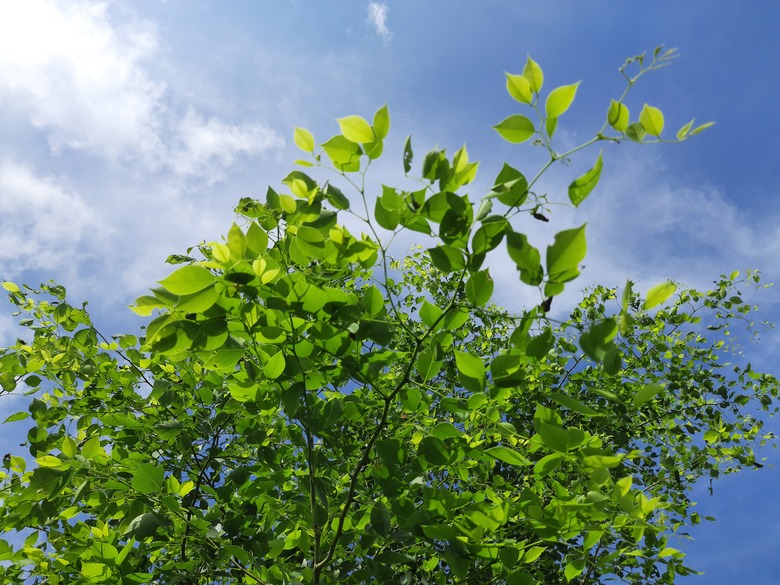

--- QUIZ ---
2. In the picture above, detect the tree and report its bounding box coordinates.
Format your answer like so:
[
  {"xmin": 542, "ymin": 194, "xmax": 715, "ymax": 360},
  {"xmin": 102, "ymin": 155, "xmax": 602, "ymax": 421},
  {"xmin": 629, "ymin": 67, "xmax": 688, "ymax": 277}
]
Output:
[{"xmin": 0, "ymin": 47, "xmax": 776, "ymax": 585}]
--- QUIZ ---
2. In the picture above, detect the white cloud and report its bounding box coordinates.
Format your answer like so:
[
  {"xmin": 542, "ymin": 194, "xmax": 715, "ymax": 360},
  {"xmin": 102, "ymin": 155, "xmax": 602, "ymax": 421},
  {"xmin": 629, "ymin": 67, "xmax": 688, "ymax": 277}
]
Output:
[
  {"xmin": 0, "ymin": 1, "xmax": 284, "ymax": 178},
  {"xmin": 171, "ymin": 110, "xmax": 284, "ymax": 184},
  {"xmin": 367, "ymin": 2, "xmax": 393, "ymax": 42},
  {"xmin": 0, "ymin": 158, "xmax": 104, "ymax": 277},
  {"xmin": 0, "ymin": 0, "xmax": 165, "ymax": 162}
]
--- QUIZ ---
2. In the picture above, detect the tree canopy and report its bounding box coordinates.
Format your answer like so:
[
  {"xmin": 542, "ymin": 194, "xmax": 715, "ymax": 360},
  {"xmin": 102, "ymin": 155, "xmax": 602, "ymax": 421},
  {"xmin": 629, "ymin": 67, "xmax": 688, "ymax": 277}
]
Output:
[{"xmin": 1, "ymin": 47, "xmax": 776, "ymax": 585}]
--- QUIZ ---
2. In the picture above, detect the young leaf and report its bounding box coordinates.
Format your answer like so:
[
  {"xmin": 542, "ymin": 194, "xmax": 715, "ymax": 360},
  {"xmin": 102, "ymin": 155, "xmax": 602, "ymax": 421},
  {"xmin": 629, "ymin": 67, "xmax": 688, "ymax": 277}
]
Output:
[
  {"xmin": 403, "ymin": 135, "xmax": 413, "ymax": 173},
  {"xmin": 336, "ymin": 115, "xmax": 375, "ymax": 143},
  {"xmin": 689, "ymin": 121, "xmax": 715, "ymax": 136},
  {"xmin": 546, "ymin": 225, "xmax": 587, "ymax": 282},
  {"xmin": 624, "ymin": 122, "xmax": 647, "ymax": 143},
  {"xmin": 607, "ymin": 100, "xmax": 629, "ymax": 132},
  {"xmin": 293, "ymin": 127, "xmax": 315, "ymax": 153},
  {"xmin": 634, "ymin": 383, "xmax": 664, "ymax": 407},
  {"xmin": 494, "ymin": 114, "xmax": 535, "ymax": 143},
  {"xmin": 639, "ymin": 104, "xmax": 664, "ymax": 136},
  {"xmin": 159, "ymin": 265, "xmax": 216, "ymax": 295},
  {"xmin": 523, "ymin": 55, "xmax": 544, "ymax": 93},
  {"xmin": 455, "ymin": 351, "xmax": 486, "ymax": 381},
  {"xmin": 568, "ymin": 151, "xmax": 603, "ymax": 207},
  {"xmin": 465, "ymin": 270, "xmax": 494, "ymax": 307},
  {"xmin": 545, "ymin": 82, "xmax": 580, "ymax": 119},
  {"xmin": 486, "ymin": 446, "xmax": 530, "ymax": 466},
  {"xmin": 132, "ymin": 462, "xmax": 165, "ymax": 495},
  {"xmin": 505, "ymin": 73, "xmax": 533, "ymax": 104},
  {"xmin": 644, "ymin": 281, "xmax": 677, "ymax": 309},
  {"xmin": 373, "ymin": 105, "xmax": 390, "ymax": 139},
  {"xmin": 321, "ymin": 135, "xmax": 362, "ymax": 169},
  {"xmin": 676, "ymin": 119, "xmax": 695, "ymax": 140}
]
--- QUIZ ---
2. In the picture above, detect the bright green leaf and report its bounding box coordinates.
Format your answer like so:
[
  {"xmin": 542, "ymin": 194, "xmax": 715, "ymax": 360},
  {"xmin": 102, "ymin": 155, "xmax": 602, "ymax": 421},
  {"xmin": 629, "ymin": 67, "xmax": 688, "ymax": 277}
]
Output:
[
  {"xmin": 545, "ymin": 82, "xmax": 580, "ymax": 119},
  {"xmin": 158, "ymin": 265, "xmax": 216, "ymax": 295},
  {"xmin": 293, "ymin": 127, "xmax": 315, "ymax": 153},
  {"xmin": 639, "ymin": 104, "xmax": 664, "ymax": 136},
  {"xmin": 634, "ymin": 383, "xmax": 664, "ymax": 407},
  {"xmin": 494, "ymin": 115, "xmax": 535, "ymax": 144},
  {"xmin": 373, "ymin": 105, "xmax": 390, "ymax": 139},
  {"xmin": 546, "ymin": 225, "xmax": 587, "ymax": 282},
  {"xmin": 644, "ymin": 281, "xmax": 676, "ymax": 309},
  {"xmin": 522, "ymin": 55, "xmax": 544, "ymax": 93},
  {"xmin": 568, "ymin": 151, "xmax": 603, "ymax": 207},
  {"xmin": 337, "ymin": 115, "xmax": 374, "ymax": 143},
  {"xmin": 607, "ymin": 100, "xmax": 629, "ymax": 132},
  {"xmin": 506, "ymin": 73, "xmax": 533, "ymax": 104},
  {"xmin": 132, "ymin": 462, "xmax": 164, "ymax": 495}
]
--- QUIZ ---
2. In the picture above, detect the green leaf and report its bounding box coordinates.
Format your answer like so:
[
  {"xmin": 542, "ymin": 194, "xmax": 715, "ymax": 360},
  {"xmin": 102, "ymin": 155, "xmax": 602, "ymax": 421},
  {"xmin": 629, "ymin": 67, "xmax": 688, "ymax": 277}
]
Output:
[
  {"xmin": 550, "ymin": 393, "xmax": 601, "ymax": 417},
  {"xmin": 579, "ymin": 319, "xmax": 618, "ymax": 362},
  {"xmin": 403, "ymin": 135, "xmax": 413, "ymax": 173},
  {"xmin": 158, "ymin": 265, "xmax": 216, "ymax": 295},
  {"xmin": 534, "ymin": 453, "xmax": 564, "ymax": 478},
  {"xmin": 432, "ymin": 422, "xmax": 462, "ymax": 439},
  {"xmin": 455, "ymin": 351, "xmax": 486, "ymax": 392},
  {"xmin": 246, "ymin": 222, "xmax": 269, "ymax": 255},
  {"xmin": 492, "ymin": 163, "xmax": 528, "ymax": 207},
  {"xmin": 466, "ymin": 270, "xmax": 494, "ymax": 307},
  {"xmin": 494, "ymin": 115, "xmax": 535, "ymax": 143},
  {"xmin": 506, "ymin": 73, "xmax": 533, "ymax": 104},
  {"xmin": 175, "ymin": 286, "xmax": 219, "ymax": 313},
  {"xmin": 322, "ymin": 135, "xmax": 362, "ymax": 169},
  {"xmin": 639, "ymin": 104, "xmax": 664, "ymax": 136},
  {"xmin": 486, "ymin": 446, "xmax": 530, "ymax": 466},
  {"xmin": 506, "ymin": 231, "xmax": 543, "ymax": 286},
  {"xmin": 3, "ymin": 411, "xmax": 29, "ymax": 423},
  {"xmin": 371, "ymin": 501, "xmax": 392, "ymax": 536},
  {"xmin": 644, "ymin": 281, "xmax": 676, "ymax": 309},
  {"xmin": 581, "ymin": 453, "xmax": 624, "ymax": 468},
  {"xmin": 293, "ymin": 127, "xmax": 315, "ymax": 152},
  {"xmin": 324, "ymin": 183, "xmax": 350, "ymax": 210},
  {"xmin": 634, "ymin": 383, "xmax": 664, "ymax": 407},
  {"xmin": 420, "ymin": 300, "xmax": 443, "ymax": 329},
  {"xmin": 526, "ymin": 327, "xmax": 553, "ymax": 359},
  {"xmin": 36, "ymin": 455, "xmax": 68, "ymax": 470},
  {"xmin": 539, "ymin": 422, "xmax": 569, "ymax": 452},
  {"xmin": 564, "ymin": 558, "xmax": 586, "ymax": 582},
  {"xmin": 418, "ymin": 436, "xmax": 450, "ymax": 466},
  {"xmin": 126, "ymin": 512, "xmax": 170, "ymax": 539},
  {"xmin": 455, "ymin": 351, "xmax": 485, "ymax": 380},
  {"xmin": 545, "ymin": 82, "xmax": 580, "ymax": 119},
  {"xmin": 523, "ymin": 55, "xmax": 544, "ymax": 93},
  {"xmin": 133, "ymin": 462, "xmax": 164, "ymax": 495},
  {"xmin": 688, "ymin": 121, "xmax": 715, "ymax": 136},
  {"xmin": 373, "ymin": 105, "xmax": 390, "ymax": 139},
  {"xmin": 546, "ymin": 225, "xmax": 586, "ymax": 283},
  {"xmin": 337, "ymin": 115, "xmax": 374, "ymax": 143},
  {"xmin": 568, "ymin": 151, "xmax": 603, "ymax": 207},
  {"xmin": 427, "ymin": 245, "xmax": 465, "ymax": 273},
  {"xmin": 264, "ymin": 351, "xmax": 286, "ymax": 379},
  {"xmin": 472, "ymin": 217, "xmax": 507, "ymax": 255},
  {"xmin": 607, "ymin": 100, "xmax": 629, "ymax": 132},
  {"xmin": 624, "ymin": 122, "xmax": 647, "ymax": 142}
]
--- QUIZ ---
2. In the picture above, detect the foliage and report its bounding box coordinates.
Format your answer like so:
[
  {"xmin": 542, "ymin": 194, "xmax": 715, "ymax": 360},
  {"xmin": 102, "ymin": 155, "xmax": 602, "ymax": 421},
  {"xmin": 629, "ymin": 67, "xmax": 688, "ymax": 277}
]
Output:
[{"xmin": 1, "ymin": 47, "xmax": 777, "ymax": 585}]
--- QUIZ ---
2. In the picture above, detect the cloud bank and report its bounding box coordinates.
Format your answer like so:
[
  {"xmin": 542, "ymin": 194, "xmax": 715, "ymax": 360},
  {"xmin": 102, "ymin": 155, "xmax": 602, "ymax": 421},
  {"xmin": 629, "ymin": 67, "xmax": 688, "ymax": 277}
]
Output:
[{"xmin": 367, "ymin": 2, "xmax": 393, "ymax": 42}]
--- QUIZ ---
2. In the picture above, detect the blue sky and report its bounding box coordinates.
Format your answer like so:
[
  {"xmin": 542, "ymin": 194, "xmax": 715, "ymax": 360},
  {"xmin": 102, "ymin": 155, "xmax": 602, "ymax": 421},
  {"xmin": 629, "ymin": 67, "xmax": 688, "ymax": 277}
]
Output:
[{"xmin": 0, "ymin": 1, "xmax": 778, "ymax": 582}]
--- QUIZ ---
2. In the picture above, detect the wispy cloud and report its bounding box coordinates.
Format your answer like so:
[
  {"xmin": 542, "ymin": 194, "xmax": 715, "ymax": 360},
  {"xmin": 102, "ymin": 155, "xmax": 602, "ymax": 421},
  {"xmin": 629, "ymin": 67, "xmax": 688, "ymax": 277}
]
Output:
[
  {"xmin": 0, "ymin": 158, "xmax": 104, "ymax": 276},
  {"xmin": 171, "ymin": 110, "xmax": 284, "ymax": 184},
  {"xmin": 0, "ymin": 1, "xmax": 284, "ymax": 175},
  {"xmin": 367, "ymin": 2, "xmax": 393, "ymax": 43},
  {"xmin": 0, "ymin": 1, "xmax": 165, "ymax": 162}
]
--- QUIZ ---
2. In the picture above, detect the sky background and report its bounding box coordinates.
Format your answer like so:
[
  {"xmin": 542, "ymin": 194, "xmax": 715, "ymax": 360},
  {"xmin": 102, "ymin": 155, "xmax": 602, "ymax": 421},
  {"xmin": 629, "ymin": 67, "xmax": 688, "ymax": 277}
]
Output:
[{"xmin": 1, "ymin": 1, "xmax": 779, "ymax": 582}]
